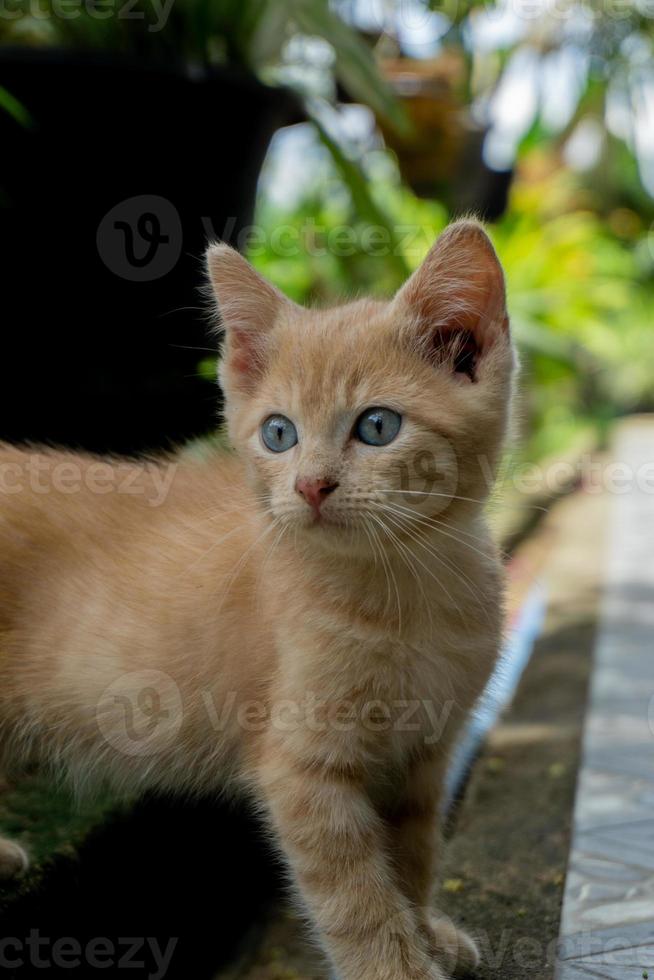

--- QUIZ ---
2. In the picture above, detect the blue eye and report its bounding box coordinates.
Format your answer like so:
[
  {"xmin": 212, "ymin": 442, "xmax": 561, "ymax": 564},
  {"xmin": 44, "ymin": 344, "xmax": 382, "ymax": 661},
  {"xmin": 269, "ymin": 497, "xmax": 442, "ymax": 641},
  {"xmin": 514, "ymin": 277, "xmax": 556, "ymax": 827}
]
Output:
[
  {"xmin": 355, "ymin": 407, "xmax": 402, "ymax": 447},
  {"xmin": 261, "ymin": 415, "xmax": 298, "ymax": 453}
]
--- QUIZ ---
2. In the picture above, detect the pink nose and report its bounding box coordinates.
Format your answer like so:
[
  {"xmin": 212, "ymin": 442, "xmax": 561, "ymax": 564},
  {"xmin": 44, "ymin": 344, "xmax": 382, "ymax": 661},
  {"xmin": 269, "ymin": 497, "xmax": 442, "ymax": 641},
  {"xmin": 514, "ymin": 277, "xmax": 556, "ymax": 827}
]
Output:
[{"xmin": 295, "ymin": 478, "xmax": 339, "ymax": 517}]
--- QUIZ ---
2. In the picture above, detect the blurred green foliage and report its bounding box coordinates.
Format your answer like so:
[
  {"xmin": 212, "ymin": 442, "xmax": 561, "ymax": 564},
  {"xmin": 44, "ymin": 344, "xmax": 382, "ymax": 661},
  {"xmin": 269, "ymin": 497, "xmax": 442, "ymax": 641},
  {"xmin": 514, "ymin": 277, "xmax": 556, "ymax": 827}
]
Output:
[
  {"xmin": 251, "ymin": 137, "xmax": 654, "ymax": 462},
  {"xmin": 2, "ymin": 0, "xmax": 653, "ymax": 462}
]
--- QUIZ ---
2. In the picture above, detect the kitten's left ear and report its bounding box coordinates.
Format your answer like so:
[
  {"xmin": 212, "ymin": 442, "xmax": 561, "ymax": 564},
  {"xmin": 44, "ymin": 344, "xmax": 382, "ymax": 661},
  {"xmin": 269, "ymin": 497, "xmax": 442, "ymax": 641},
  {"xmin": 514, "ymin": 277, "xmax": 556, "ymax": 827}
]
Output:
[
  {"xmin": 393, "ymin": 220, "xmax": 509, "ymax": 380},
  {"xmin": 206, "ymin": 243, "xmax": 299, "ymax": 393}
]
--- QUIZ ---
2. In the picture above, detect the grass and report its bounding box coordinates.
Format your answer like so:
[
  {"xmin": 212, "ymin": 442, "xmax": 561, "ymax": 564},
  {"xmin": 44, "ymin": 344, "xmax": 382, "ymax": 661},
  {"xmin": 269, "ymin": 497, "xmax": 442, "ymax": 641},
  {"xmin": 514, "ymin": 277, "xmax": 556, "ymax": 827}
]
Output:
[{"xmin": 0, "ymin": 773, "xmax": 124, "ymax": 900}]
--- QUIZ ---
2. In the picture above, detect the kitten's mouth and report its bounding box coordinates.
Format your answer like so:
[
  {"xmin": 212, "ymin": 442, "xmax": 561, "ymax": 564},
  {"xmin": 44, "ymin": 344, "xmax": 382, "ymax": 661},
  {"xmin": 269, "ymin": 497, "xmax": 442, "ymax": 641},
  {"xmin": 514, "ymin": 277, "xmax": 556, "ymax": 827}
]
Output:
[
  {"xmin": 275, "ymin": 499, "xmax": 362, "ymax": 532},
  {"xmin": 307, "ymin": 511, "xmax": 338, "ymax": 528},
  {"xmin": 286, "ymin": 508, "xmax": 349, "ymax": 531}
]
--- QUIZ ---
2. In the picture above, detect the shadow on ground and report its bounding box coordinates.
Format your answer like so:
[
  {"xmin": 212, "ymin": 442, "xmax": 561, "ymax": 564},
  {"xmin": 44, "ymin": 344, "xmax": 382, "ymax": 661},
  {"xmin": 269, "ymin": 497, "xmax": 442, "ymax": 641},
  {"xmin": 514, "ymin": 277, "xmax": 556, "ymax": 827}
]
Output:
[{"xmin": 0, "ymin": 793, "xmax": 283, "ymax": 979}]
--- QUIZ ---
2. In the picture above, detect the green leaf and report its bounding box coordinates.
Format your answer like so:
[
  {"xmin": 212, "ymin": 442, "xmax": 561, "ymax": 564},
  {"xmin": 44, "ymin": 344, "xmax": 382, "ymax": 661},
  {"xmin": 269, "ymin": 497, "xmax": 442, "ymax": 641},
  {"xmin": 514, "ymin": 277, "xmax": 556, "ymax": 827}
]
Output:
[
  {"xmin": 0, "ymin": 86, "xmax": 33, "ymax": 129},
  {"xmin": 248, "ymin": 0, "xmax": 292, "ymax": 66},
  {"xmin": 310, "ymin": 112, "xmax": 410, "ymax": 285},
  {"xmin": 289, "ymin": 0, "xmax": 411, "ymax": 137}
]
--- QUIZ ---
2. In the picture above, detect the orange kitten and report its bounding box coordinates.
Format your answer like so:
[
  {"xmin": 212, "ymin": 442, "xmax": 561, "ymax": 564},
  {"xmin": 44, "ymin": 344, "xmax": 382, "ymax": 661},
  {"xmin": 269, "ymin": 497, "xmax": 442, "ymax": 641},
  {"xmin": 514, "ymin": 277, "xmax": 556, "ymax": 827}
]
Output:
[{"xmin": 0, "ymin": 220, "xmax": 514, "ymax": 980}]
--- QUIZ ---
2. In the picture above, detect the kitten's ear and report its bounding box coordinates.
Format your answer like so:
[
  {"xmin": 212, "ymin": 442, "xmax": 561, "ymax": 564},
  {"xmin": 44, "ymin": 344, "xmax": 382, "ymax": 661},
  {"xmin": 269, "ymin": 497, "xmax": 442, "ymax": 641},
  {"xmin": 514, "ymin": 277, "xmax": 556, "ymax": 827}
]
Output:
[
  {"xmin": 394, "ymin": 220, "xmax": 508, "ymax": 380},
  {"xmin": 205, "ymin": 243, "xmax": 297, "ymax": 392}
]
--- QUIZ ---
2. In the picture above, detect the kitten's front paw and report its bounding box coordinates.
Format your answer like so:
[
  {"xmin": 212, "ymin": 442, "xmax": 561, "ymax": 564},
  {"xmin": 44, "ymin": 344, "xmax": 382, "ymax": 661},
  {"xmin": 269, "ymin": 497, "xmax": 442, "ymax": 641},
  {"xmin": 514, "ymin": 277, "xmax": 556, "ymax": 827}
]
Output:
[
  {"xmin": 0, "ymin": 838, "xmax": 29, "ymax": 880},
  {"xmin": 426, "ymin": 915, "xmax": 480, "ymax": 977}
]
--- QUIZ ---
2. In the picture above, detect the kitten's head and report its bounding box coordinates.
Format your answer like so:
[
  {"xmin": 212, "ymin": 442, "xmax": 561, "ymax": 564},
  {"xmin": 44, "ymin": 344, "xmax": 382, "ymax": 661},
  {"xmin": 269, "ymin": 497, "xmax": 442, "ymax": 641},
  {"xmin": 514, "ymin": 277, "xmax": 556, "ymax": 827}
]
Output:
[{"xmin": 206, "ymin": 221, "xmax": 515, "ymax": 553}]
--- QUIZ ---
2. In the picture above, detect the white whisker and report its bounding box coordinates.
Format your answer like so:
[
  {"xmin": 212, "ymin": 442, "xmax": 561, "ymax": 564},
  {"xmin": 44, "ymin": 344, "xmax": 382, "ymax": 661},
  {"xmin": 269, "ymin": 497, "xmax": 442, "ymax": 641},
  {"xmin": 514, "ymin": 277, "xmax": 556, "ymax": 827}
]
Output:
[
  {"xmin": 367, "ymin": 509, "xmax": 435, "ymax": 638},
  {"xmin": 380, "ymin": 500, "xmax": 499, "ymax": 564},
  {"xmin": 368, "ymin": 512, "xmax": 465, "ymax": 628},
  {"xmin": 378, "ymin": 506, "xmax": 494, "ymax": 626},
  {"xmin": 367, "ymin": 513, "xmax": 403, "ymax": 634},
  {"xmin": 374, "ymin": 488, "xmax": 547, "ymax": 513}
]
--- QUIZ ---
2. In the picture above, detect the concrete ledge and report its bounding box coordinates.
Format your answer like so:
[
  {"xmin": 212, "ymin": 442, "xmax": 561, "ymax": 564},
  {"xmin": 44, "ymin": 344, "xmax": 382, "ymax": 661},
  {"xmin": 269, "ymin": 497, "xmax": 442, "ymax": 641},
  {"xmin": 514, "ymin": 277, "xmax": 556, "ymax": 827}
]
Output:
[{"xmin": 555, "ymin": 419, "xmax": 654, "ymax": 979}]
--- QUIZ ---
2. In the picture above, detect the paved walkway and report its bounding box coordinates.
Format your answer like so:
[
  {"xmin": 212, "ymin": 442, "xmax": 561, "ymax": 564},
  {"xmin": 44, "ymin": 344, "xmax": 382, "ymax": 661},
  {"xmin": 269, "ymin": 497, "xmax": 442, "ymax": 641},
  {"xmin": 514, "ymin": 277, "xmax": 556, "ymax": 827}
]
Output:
[{"xmin": 555, "ymin": 420, "xmax": 654, "ymax": 978}]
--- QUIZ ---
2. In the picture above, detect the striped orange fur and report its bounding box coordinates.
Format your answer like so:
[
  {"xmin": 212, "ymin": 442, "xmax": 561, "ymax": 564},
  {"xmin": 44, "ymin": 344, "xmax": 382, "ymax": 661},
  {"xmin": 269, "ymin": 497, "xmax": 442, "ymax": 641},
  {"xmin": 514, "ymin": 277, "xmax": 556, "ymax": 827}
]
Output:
[{"xmin": 0, "ymin": 220, "xmax": 515, "ymax": 979}]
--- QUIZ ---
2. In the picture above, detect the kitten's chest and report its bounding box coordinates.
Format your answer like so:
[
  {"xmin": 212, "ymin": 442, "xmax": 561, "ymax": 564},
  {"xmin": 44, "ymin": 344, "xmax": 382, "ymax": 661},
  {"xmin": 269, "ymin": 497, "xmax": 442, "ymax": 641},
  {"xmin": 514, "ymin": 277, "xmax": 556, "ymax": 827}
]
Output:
[
  {"xmin": 319, "ymin": 637, "xmax": 466, "ymax": 753},
  {"xmin": 275, "ymin": 605, "xmax": 497, "ymax": 770}
]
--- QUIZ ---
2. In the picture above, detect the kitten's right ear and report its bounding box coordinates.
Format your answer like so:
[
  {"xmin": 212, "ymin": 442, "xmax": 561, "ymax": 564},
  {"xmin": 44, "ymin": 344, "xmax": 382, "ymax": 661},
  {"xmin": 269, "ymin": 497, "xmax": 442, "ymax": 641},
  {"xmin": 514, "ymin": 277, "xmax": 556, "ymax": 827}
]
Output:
[{"xmin": 205, "ymin": 243, "xmax": 297, "ymax": 393}]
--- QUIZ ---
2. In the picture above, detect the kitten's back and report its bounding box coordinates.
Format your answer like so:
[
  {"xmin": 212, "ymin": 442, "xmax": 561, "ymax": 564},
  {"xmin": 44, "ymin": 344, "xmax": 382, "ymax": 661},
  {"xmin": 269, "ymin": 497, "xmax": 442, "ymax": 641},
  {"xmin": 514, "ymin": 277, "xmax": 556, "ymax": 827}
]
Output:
[{"xmin": 0, "ymin": 442, "xmax": 255, "ymax": 635}]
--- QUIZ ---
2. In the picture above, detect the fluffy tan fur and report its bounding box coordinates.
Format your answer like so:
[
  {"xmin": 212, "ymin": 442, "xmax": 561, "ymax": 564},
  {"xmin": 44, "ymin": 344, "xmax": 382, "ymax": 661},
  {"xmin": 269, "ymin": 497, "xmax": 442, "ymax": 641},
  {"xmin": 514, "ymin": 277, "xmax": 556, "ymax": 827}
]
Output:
[{"xmin": 0, "ymin": 220, "xmax": 514, "ymax": 980}]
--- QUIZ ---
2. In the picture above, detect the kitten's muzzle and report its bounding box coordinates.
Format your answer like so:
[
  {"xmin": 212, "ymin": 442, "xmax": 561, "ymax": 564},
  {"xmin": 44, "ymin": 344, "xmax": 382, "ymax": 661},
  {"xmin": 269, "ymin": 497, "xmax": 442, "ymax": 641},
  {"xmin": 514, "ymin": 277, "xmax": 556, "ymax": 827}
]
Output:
[{"xmin": 295, "ymin": 477, "xmax": 339, "ymax": 519}]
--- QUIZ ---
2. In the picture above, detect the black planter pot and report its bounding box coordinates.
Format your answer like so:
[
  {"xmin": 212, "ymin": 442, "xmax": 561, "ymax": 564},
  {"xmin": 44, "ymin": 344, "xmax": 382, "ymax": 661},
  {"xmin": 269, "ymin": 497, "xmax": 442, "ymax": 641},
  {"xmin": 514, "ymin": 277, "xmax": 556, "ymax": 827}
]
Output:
[{"xmin": 0, "ymin": 48, "xmax": 301, "ymax": 454}]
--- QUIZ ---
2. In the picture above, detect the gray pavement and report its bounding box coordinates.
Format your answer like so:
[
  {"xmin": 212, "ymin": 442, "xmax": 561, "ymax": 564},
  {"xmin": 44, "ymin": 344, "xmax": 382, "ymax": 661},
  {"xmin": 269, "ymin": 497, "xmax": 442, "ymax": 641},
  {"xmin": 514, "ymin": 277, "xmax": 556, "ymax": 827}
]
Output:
[{"xmin": 555, "ymin": 420, "xmax": 654, "ymax": 979}]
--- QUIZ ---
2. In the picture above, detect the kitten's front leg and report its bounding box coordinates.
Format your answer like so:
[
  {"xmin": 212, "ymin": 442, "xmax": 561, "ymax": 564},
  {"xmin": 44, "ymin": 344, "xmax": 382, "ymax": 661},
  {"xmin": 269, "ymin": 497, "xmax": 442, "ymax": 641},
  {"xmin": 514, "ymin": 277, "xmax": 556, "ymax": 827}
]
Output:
[
  {"xmin": 258, "ymin": 746, "xmax": 446, "ymax": 980},
  {"xmin": 386, "ymin": 751, "xmax": 479, "ymax": 977}
]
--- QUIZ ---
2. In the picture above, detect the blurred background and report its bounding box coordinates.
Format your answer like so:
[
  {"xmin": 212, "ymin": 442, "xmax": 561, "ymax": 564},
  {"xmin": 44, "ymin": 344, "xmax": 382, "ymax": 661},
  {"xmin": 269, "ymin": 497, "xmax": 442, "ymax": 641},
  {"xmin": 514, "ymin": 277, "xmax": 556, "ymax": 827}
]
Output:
[
  {"xmin": 1, "ymin": 2, "xmax": 654, "ymax": 977},
  {"xmin": 1, "ymin": 0, "xmax": 654, "ymax": 468}
]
